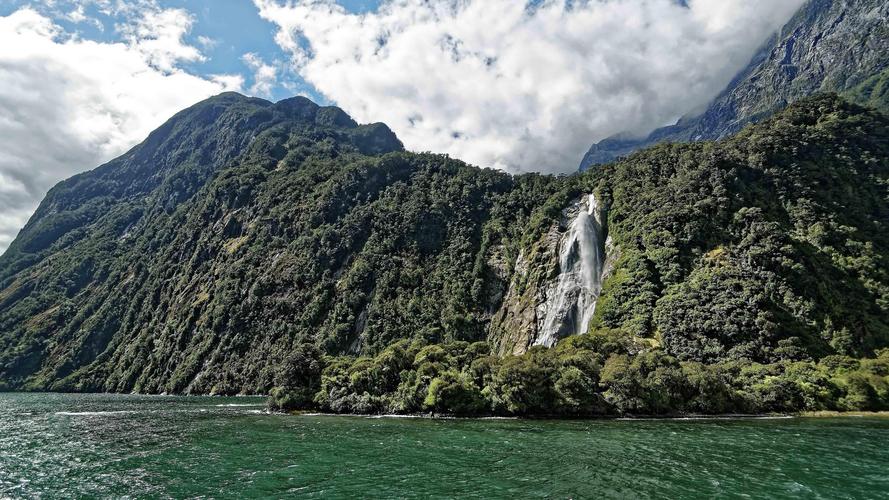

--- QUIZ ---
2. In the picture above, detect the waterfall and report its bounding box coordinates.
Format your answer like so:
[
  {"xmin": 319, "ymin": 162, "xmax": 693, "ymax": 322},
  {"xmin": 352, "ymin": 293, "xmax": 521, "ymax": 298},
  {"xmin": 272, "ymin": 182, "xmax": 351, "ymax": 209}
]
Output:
[{"xmin": 535, "ymin": 194, "xmax": 605, "ymax": 347}]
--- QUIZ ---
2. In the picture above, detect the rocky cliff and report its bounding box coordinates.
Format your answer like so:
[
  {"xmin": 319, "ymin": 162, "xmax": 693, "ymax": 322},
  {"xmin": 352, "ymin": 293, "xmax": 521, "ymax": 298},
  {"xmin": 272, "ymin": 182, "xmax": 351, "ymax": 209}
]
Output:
[{"xmin": 580, "ymin": 0, "xmax": 889, "ymax": 169}]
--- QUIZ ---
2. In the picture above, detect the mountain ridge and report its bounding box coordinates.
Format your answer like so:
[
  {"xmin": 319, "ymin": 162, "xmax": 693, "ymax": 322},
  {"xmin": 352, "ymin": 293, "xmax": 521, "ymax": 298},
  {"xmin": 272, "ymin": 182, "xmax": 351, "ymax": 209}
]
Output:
[
  {"xmin": 579, "ymin": 0, "xmax": 889, "ymax": 170},
  {"xmin": 0, "ymin": 0, "xmax": 887, "ymax": 409},
  {"xmin": 0, "ymin": 92, "xmax": 402, "ymax": 276},
  {"xmin": 1, "ymin": 93, "xmax": 886, "ymax": 400}
]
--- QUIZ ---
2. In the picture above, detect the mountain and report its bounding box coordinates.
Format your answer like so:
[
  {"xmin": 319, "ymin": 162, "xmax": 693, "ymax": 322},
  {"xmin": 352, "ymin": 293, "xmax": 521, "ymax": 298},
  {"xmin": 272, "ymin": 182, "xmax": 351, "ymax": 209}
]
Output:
[
  {"xmin": 579, "ymin": 0, "xmax": 889, "ymax": 170},
  {"xmin": 0, "ymin": 92, "xmax": 561, "ymax": 393},
  {"xmin": 278, "ymin": 94, "xmax": 889, "ymax": 416},
  {"xmin": 1, "ymin": 92, "xmax": 887, "ymax": 407},
  {"xmin": 286, "ymin": 95, "xmax": 889, "ymax": 416}
]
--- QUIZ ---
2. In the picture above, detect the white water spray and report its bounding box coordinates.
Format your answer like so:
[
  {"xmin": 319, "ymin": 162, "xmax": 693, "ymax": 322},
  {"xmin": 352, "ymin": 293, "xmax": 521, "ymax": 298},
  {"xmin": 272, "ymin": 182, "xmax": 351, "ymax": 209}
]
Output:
[{"xmin": 536, "ymin": 194, "xmax": 605, "ymax": 347}]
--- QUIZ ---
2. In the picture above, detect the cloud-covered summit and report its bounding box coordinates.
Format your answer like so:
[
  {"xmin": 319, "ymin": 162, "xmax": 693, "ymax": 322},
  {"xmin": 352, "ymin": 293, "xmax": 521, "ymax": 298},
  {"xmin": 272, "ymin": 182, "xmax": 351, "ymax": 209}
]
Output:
[{"xmin": 256, "ymin": 0, "xmax": 804, "ymax": 173}]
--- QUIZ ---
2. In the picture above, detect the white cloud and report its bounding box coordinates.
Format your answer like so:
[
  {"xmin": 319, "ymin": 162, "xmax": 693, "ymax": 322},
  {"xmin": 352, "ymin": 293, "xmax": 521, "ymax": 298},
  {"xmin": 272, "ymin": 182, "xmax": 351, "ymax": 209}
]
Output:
[
  {"xmin": 242, "ymin": 52, "xmax": 278, "ymax": 97},
  {"xmin": 196, "ymin": 34, "xmax": 217, "ymax": 49},
  {"xmin": 211, "ymin": 73, "xmax": 247, "ymax": 91},
  {"xmin": 63, "ymin": 4, "xmax": 89, "ymax": 23},
  {"xmin": 0, "ymin": 7, "xmax": 242, "ymax": 253},
  {"xmin": 117, "ymin": 6, "xmax": 204, "ymax": 72},
  {"xmin": 255, "ymin": 0, "xmax": 805, "ymax": 173}
]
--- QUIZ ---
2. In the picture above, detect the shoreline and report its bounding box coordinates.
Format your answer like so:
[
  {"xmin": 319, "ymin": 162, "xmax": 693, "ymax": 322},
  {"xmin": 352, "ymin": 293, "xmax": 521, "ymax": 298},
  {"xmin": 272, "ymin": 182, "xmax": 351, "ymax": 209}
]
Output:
[
  {"xmin": 5, "ymin": 393, "xmax": 888, "ymax": 420},
  {"xmin": 288, "ymin": 410, "xmax": 889, "ymax": 421},
  {"xmin": 798, "ymin": 411, "xmax": 889, "ymax": 418}
]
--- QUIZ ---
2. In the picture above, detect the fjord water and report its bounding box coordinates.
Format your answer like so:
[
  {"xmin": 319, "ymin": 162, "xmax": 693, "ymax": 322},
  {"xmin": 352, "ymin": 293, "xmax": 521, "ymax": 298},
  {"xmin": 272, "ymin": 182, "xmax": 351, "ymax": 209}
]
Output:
[{"xmin": 2, "ymin": 394, "xmax": 888, "ymax": 498}]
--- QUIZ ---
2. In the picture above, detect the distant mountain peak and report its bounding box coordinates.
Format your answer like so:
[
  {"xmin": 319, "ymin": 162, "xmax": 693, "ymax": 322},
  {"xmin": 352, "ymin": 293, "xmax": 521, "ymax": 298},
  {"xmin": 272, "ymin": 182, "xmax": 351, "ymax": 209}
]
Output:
[{"xmin": 579, "ymin": 0, "xmax": 889, "ymax": 170}]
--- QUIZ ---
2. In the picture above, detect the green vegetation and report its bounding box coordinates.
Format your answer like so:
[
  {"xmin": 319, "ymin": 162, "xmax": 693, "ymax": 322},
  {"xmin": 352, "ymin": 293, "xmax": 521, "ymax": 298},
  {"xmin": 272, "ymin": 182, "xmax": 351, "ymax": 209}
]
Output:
[
  {"xmin": 590, "ymin": 94, "xmax": 889, "ymax": 364},
  {"xmin": 269, "ymin": 333, "xmax": 889, "ymax": 416},
  {"xmin": 845, "ymin": 68, "xmax": 889, "ymax": 115},
  {"xmin": 0, "ymin": 92, "xmax": 887, "ymax": 419},
  {"xmin": 0, "ymin": 92, "xmax": 561, "ymax": 393}
]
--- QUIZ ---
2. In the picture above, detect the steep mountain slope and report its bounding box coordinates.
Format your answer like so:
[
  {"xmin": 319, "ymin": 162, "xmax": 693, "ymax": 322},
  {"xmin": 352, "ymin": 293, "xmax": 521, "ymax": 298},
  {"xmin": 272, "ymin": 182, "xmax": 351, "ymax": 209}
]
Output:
[
  {"xmin": 0, "ymin": 92, "xmax": 560, "ymax": 393},
  {"xmin": 580, "ymin": 0, "xmax": 889, "ymax": 169},
  {"xmin": 845, "ymin": 67, "xmax": 889, "ymax": 111},
  {"xmin": 497, "ymin": 94, "xmax": 889, "ymax": 363},
  {"xmin": 0, "ymin": 93, "xmax": 887, "ymax": 398}
]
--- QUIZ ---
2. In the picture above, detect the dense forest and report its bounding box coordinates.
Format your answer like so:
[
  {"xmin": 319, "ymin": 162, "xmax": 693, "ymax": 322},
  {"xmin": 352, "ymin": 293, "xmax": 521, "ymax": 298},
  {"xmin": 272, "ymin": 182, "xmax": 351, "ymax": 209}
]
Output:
[
  {"xmin": 0, "ymin": 92, "xmax": 887, "ymax": 416},
  {"xmin": 590, "ymin": 94, "xmax": 889, "ymax": 362},
  {"xmin": 0, "ymin": 92, "xmax": 561, "ymax": 393},
  {"xmin": 269, "ymin": 94, "xmax": 889, "ymax": 416},
  {"xmin": 269, "ymin": 337, "xmax": 889, "ymax": 416}
]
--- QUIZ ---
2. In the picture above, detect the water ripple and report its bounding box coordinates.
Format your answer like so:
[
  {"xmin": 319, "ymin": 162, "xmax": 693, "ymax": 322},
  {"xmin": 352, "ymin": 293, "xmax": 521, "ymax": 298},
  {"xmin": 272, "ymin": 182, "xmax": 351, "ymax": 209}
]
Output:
[{"xmin": 1, "ymin": 393, "xmax": 888, "ymax": 498}]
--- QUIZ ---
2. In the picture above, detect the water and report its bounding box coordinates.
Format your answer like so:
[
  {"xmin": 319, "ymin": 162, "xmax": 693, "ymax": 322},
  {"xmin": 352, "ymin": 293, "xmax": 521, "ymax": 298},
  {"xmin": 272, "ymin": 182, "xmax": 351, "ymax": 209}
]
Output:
[
  {"xmin": 538, "ymin": 194, "xmax": 605, "ymax": 346},
  {"xmin": 2, "ymin": 393, "xmax": 889, "ymax": 498}
]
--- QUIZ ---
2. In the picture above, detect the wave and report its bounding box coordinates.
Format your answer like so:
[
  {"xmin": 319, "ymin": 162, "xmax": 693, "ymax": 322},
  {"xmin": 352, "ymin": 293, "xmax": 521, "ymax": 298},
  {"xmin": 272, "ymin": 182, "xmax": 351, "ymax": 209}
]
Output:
[
  {"xmin": 55, "ymin": 411, "xmax": 137, "ymax": 416},
  {"xmin": 615, "ymin": 415, "xmax": 795, "ymax": 421},
  {"xmin": 295, "ymin": 412, "xmax": 518, "ymax": 420}
]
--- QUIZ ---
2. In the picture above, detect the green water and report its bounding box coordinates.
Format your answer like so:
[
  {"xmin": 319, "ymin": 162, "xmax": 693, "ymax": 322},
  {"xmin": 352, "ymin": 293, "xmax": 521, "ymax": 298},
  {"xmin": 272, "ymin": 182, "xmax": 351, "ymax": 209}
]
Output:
[{"xmin": 1, "ymin": 393, "xmax": 888, "ymax": 498}]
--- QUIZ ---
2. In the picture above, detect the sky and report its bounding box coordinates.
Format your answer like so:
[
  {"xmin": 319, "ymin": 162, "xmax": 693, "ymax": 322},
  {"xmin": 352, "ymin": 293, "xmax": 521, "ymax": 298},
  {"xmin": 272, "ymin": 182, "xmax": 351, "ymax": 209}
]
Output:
[{"xmin": 0, "ymin": 0, "xmax": 805, "ymax": 253}]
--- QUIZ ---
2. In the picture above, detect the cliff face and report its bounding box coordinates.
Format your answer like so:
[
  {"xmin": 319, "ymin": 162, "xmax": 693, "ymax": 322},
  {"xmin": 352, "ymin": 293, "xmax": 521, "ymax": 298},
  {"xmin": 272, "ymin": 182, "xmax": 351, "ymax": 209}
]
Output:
[
  {"xmin": 490, "ymin": 194, "xmax": 617, "ymax": 355},
  {"xmin": 580, "ymin": 0, "xmax": 889, "ymax": 170}
]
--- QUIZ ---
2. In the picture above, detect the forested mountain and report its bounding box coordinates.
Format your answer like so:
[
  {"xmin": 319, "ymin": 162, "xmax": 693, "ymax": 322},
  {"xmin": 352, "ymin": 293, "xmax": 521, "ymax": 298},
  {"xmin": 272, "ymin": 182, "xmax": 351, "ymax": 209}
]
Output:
[
  {"xmin": 281, "ymin": 94, "xmax": 889, "ymax": 416},
  {"xmin": 1, "ymin": 90, "xmax": 887, "ymax": 418},
  {"xmin": 580, "ymin": 0, "xmax": 889, "ymax": 169},
  {"xmin": 0, "ymin": 92, "xmax": 561, "ymax": 393}
]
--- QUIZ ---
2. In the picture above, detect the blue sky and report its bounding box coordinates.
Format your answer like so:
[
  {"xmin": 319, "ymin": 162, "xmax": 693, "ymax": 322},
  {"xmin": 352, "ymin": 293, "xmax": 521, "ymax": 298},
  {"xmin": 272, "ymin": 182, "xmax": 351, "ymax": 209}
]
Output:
[{"xmin": 0, "ymin": 0, "xmax": 382, "ymax": 102}]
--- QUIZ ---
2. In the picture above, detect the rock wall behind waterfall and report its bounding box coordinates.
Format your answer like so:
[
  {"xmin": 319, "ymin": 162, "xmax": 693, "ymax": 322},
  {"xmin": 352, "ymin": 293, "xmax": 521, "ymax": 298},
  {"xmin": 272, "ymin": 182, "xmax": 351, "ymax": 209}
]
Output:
[
  {"xmin": 490, "ymin": 194, "xmax": 616, "ymax": 355},
  {"xmin": 536, "ymin": 194, "xmax": 605, "ymax": 347}
]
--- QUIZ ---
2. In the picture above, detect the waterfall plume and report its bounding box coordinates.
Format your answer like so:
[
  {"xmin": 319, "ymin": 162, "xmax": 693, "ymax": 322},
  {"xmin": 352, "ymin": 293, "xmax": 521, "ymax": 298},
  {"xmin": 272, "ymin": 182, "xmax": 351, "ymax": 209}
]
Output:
[{"xmin": 536, "ymin": 194, "xmax": 605, "ymax": 347}]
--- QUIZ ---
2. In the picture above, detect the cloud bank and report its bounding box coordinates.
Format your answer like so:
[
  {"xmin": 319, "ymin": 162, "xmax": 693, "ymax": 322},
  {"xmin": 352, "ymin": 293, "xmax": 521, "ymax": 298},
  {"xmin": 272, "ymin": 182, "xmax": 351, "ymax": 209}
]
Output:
[
  {"xmin": 0, "ymin": 6, "xmax": 240, "ymax": 252},
  {"xmin": 256, "ymin": 0, "xmax": 805, "ymax": 173}
]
